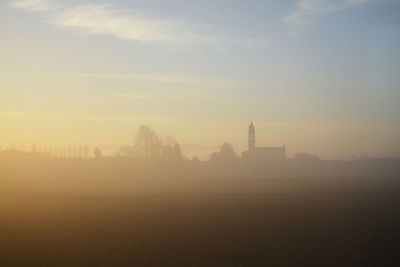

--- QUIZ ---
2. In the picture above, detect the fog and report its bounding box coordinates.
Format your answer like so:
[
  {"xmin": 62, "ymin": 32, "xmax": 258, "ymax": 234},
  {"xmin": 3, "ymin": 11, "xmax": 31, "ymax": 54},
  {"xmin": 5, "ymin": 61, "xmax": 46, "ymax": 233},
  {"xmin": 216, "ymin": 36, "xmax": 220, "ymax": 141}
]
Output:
[
  {"xmin": 2, "ymin": 0, "xmax": 400, "ymax": 264},
  {"xmin": 1, "ymin": 149, "xmax": 399, "ymax": 196},
  {"xmin": 1, "ymin": 147, "xmax": 400, "ymax": 266}
]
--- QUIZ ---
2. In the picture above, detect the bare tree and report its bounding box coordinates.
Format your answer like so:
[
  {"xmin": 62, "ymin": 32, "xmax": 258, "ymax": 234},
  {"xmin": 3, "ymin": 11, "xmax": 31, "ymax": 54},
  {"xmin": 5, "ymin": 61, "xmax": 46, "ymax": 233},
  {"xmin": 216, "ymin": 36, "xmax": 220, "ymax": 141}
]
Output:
[{"xmin": 134, "ymin": 125, "xmax": 162, "ymax": 159}]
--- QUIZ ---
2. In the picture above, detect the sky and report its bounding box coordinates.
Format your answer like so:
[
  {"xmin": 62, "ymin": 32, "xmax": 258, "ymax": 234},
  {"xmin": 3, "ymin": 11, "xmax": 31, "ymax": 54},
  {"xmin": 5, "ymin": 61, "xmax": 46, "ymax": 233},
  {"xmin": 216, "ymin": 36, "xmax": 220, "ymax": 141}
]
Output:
[{"xmin": 1, "ymin": 0, "xmax": 400, "ymax": 159}]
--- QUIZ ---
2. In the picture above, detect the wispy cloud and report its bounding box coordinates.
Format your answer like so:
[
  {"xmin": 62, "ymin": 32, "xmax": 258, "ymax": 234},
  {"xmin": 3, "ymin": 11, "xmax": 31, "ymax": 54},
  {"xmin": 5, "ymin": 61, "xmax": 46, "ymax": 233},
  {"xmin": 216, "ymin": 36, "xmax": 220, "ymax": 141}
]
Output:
[
  {"xmin": 11, "ymin": 0, "xmax": 53, "ymax": 12},
  {"xmin": 10, "ymin": 1, "xmax": 269, "ymax": 48},
  {"xmin": 51, "ymin": 4, "xmax": 196, "ymax": 44},
  {"xmin": 281, "ymin": 0, "xmax": 383, "ymax": 35}
]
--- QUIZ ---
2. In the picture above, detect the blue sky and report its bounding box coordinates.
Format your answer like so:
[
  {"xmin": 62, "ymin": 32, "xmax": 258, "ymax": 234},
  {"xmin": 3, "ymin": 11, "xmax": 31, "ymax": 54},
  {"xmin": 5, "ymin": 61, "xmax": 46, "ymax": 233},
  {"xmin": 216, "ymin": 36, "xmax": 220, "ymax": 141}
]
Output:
[{"xmin": 1, "ymin": 0, "xmax": 400, "ymax": 158}]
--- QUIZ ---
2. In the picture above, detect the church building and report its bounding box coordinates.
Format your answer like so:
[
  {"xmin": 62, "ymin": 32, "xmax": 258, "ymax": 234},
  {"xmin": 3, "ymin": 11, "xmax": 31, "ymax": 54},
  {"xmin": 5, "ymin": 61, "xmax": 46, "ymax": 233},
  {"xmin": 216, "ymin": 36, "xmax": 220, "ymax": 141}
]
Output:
[{"xmin": 242, "ymin": 122, "xmax": 286, "ymax": 161}]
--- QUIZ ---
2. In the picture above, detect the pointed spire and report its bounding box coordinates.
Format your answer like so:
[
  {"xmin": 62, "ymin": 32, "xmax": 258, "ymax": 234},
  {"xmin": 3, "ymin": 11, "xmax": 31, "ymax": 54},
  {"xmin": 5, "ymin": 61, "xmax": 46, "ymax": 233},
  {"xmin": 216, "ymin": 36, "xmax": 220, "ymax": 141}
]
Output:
[{"xmin": 249, "ymin": 122, "xmax": 255, "ymax": 131}]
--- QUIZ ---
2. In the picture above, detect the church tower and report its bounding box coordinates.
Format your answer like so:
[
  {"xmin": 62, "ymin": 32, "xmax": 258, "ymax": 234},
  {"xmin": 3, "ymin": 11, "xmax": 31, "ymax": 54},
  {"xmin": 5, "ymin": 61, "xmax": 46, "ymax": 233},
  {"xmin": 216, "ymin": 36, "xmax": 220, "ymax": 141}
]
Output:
[{"xmin": 248, "ymin": 122, "xmax": 255, "ymax": 152}]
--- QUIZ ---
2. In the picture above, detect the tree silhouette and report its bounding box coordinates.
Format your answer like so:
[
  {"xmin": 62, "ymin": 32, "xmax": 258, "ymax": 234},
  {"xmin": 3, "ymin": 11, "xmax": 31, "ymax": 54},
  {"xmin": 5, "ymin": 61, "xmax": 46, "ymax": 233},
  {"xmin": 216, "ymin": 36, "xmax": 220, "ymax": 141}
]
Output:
[
  {"xmin": 162, "ymin": 143, "xmax": 183, "ymax": 161},
  {"xmin": 210, "ymin": 142, "xmax": 239, "ymax": 163},
  {"xmin": 134, "ymin": 125, "xmax": 162, "ymax": 159}
]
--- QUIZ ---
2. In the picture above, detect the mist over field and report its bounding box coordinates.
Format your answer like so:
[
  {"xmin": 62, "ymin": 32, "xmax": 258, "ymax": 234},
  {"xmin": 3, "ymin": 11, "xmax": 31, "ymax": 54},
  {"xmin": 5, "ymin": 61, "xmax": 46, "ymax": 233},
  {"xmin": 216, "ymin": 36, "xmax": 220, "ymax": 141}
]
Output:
[
  {"xmin": 1, "ymin": 141, "xmax": 400, "ymax": 266},
  {"xmin": 1, "ymin": 149, "xmax": 400, "ymax": 196},
  {"xmin": 2, "ymin": 0, "xmax": 400, "ymax": 265}
]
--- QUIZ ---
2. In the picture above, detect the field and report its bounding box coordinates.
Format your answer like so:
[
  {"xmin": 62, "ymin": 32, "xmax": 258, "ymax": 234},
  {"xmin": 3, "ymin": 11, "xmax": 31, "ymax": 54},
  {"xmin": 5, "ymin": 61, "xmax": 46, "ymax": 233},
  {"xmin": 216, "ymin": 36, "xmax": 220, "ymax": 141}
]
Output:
[{"xmin": 1, "ymin": 190, "xmax": 399, "ymax": 266}]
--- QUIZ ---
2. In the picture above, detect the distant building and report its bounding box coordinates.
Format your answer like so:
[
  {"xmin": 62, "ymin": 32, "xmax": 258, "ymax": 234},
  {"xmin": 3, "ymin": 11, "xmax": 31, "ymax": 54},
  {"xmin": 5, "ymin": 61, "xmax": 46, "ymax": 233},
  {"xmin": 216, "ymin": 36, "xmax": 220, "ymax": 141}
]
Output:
[{"xmin": 242, "ymin": 122, "xmax": 286, "ymax": 161}]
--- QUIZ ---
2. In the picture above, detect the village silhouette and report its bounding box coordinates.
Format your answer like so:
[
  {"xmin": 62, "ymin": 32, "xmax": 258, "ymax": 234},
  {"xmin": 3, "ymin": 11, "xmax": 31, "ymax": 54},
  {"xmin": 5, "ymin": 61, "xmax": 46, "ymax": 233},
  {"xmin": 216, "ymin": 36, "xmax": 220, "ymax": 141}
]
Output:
[
  {"xmin": 1, "ymin": 122, "xmax": 399, "ymax": 182},
  {"xmin": 1, "ymin": 122, "xmax": 287, "ymax": 161}
]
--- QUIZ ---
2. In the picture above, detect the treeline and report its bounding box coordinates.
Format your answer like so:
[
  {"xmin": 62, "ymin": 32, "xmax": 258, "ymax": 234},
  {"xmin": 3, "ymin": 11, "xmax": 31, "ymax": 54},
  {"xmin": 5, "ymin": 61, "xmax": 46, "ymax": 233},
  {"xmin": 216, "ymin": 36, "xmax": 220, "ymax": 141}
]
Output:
[
  {"xmin": 116, "ymin": 125, "xmax": 184, "ymax": 160},
  {"xmin": 1, "ymin": 148, "xmax": 399, "ymax": 180},
  {"xmin": 1, "ymin": 125, "xmax": 400, "ymax": 181}
]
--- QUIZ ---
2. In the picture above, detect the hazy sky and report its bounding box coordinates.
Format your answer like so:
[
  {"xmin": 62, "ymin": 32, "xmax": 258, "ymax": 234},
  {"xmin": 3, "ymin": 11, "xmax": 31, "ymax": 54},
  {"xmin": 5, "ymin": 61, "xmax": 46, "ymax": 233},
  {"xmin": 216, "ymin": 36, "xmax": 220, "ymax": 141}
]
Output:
[{"xmin": 1, "ymin": 0, "xmax": 400, "ymax": 158}]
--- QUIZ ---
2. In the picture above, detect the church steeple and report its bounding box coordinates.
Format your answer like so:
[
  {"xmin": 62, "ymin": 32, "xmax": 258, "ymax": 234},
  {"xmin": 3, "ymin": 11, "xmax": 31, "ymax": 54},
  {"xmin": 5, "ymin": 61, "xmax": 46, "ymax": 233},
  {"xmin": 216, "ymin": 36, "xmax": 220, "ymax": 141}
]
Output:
[{"xmin": 248, "ymin": 121, "xmax": 255, "ymax": 152}]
